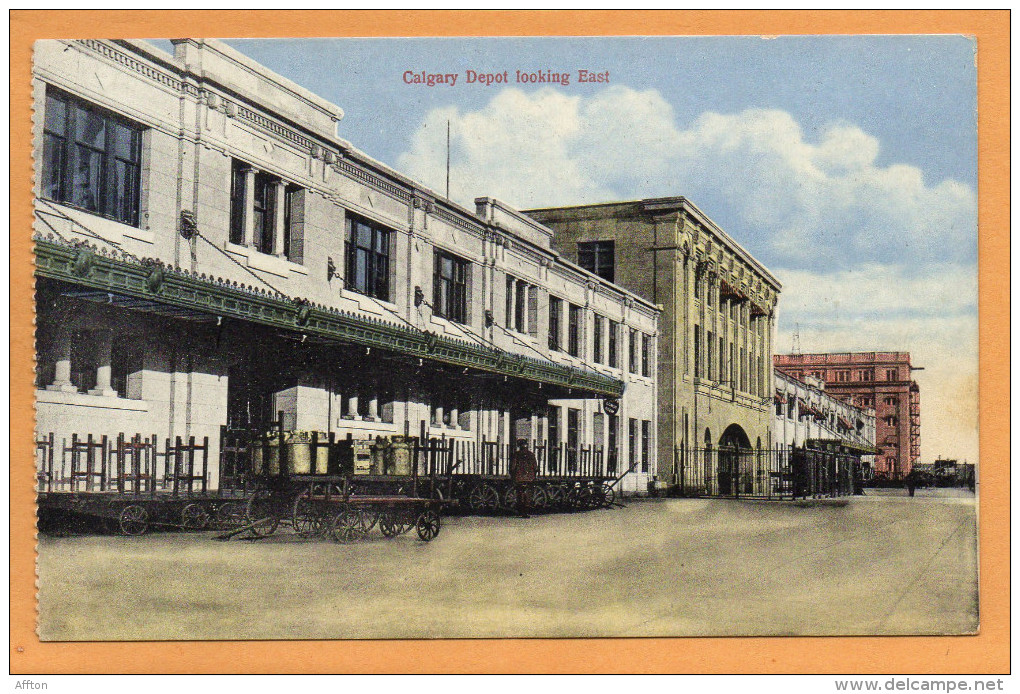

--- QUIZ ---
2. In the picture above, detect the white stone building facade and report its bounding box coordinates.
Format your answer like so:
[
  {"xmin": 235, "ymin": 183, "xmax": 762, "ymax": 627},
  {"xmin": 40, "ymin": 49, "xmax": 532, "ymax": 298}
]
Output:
[{"xmin": 32, "ymin": 39, "xmax": 659, "ymax": 494}]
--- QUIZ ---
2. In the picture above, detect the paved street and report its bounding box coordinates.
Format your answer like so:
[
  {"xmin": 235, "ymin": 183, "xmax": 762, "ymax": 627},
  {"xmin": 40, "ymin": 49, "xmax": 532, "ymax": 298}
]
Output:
[{"xmin": 36, "ymin": 488, "xmax": 978, "ymax": 640}]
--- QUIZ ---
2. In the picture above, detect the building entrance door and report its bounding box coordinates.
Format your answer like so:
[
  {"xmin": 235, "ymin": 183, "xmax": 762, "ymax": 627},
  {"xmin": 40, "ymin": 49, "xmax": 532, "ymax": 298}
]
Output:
[{"xmin": 718, "ymin": 424, "xmax": 751, "ymax": 497}]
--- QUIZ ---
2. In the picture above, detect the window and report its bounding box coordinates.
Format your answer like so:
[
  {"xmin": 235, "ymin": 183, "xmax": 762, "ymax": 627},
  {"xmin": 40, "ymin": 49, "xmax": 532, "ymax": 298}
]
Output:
[
  {"xmin": 629, "ymin": 418, "xmax": 638, "ymax": 470},
  {"xmin": 433, "ymin": 250, "xmax": 469, "ymax": 324},
  {"xmin": 506, "ymin": 276, "xmax": 532, "ymax": 333},
  {"xmin": 886, "ymin": 368, "xmax": 899, "ymax": 381},
  {"xmin": 43, "ymin": 89, "xmax": 142, "ymax": 226},
  {"xmin": 548, "ymin": 297, "xmax": 563, "ymax": 351},
  {"xmin": 230, "ymin": 159, "xmax": 304, "ymax": 260},
  {"xmin": 694, "ymin": 324, "xmax": 702, "ymax": 378},
  {"xmin": 515, "ymin": 281, "xmax": 527, "ymax": 333},
  {"xmin": 505, "ymin": 276, "xmax": 514, "ymax": 327},
  {"xmin": 707, "ymin": 331, "xmax": 715, "ymax": 381},
  {"xmin": 642, "ymin": 333, "xmax": 652, "ymax": 378},
  {"xmin": 567, "ymin": 408, "xmax": 580, "ymax": 471},
  {"xmin": 859, "ymin": 369, "xmax": 874, "ymax": 382},
  {"xmin": 835, "ymin": 370, "xmax": 850, "ymax": 383},
  {"xmin": 641, "ymin": 420, "xmax": 651, "ymax": 473},
  {"xmin": 719, "ymin": 336, "xmax": 726, "ymax": 383},
  {"xmin": 577, "ymin": 240, "xmax": 615, "ymax": 283},
  {"xmin": 346, "ymin": 214, "xmax": 392, "ymax": 300},
  {"xmin": 608, "ymin": 320, "xmax": 619, "ymax": 368},
  {"xmin": 607, "ymin": 413, "xmax": 619, "ymax": 474},
  {"xmin": 548, "ymin": 405, "xmax": 561, "ymax": 470},
  {"xmin": 885, "ymin": 415, "xmax": 899, "ymax": 427},
  {"xmin": 884, "ymin": 396, "xmax": 897, "ymax": 406},
  {"xmin": 629, "ymin": 329, "xmax": 639, "ymax": 374},
  {"xmin": 593, "ymin": 314, "xmax": 604, "ymax": 364},
  {"xmin": 568, "ymin": 304, "xmax": 582, "ymax": 357}
]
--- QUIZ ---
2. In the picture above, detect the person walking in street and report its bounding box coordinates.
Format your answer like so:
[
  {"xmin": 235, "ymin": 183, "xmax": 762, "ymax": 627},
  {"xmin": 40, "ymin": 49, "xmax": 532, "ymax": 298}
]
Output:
[
  {"xmin": 509, "ymin": 439, "xmax": 538, "ymax": 518},
  {"xmin": 906, "ymin": 470, "xmax": 918, "ymax": 497}
]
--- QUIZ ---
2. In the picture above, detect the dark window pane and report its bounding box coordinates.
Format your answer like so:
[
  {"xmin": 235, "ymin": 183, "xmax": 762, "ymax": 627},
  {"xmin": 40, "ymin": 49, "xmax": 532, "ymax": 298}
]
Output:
[
  {"xmin": 72, "ymin": 146, "xmax": 103, "ymax": 211},
  {"xmin": 75, "ymin": 107, "xmax": 106, "ymax": 149},
  {"xmin": 44, "ymin": 93, "xmax": 66, "ymax": 135},
  {"xmin": 42, "ymin": 134, "xmax": 64, "ymax": 200}
]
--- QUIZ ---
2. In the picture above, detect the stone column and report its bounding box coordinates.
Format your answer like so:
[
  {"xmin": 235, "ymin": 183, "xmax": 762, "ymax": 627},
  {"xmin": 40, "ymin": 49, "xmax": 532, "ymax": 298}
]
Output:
[
  {"xmin": 88, "ymin": 329, "xmax": 117, "ymax": 397},
  {"xmin": 272, "ymin": 180, "xmax": 288, "ymax": 257},
  {"xmin": 346, "ymin": 394, "xmax": 359, "ymax": 419},
  {"xmin": 242, "ymin": 167, "xmax": 258, "ymax": 248},
  {"xmin": 434, "ymin": 406, "xmax": 444, "ymax": 428},
  {"xmin": 368, "ymin": 394, "xmax": 380, "ymax": 421},
  {"xmin": 47, "ymin": 325, "xmax": 77, "ymax": 393}
]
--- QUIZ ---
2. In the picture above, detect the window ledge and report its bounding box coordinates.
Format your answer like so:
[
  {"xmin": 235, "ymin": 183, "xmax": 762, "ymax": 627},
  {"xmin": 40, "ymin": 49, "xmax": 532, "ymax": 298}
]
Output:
[
  {"xmin": 342, "ymin": 289, "xmax": 400, "ymax": 315},
  {"xmin": 223, "ymin": 241, "xmax": 303, "ymax": 278},
  {"xmin": 36, "ymin": 388, "xmax": 149, "ymax": 412},
  {"xmin": 37, "ymin": 201, "xmax": 155, "ymax": 246}
]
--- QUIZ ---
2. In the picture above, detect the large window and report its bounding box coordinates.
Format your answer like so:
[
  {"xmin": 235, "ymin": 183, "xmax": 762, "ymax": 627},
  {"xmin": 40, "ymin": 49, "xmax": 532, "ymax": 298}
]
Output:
[
  {"xmin": 346, "ymin": 214, "xmax": 392, "ymax": 301},
  {"xmin": 567, "ymin": 303, "xmax": 582, "ymax": 357},
  {"xmin": 641, "ymin": 420, "xmax": 651, "ymax": 473},
  {"xmin": 43, "ymin": 89, "xmax": 142, "ymax": 226},
  {"xmin": 694, "ymin": 324, "xmax": 702, "ymax": 378},
  {"xmin": 433, "ymin": 250, "xmax": 469, "ymax": 324},
  {"xmin": 629, "ymin": 329, "xmax": 639, "ymax": 374},
  {"xmin": 567, "ymin": 407, "xmax": 580, "ymax": 471},
  {"xmin": 629, "ymin": 418, "xmax": 638, "ymax": 470},
  {"xmin": 593, "ymin": 314, "xmax": 604, "ymax": 364},
  {"xmin": 642, "ymin": 333, "xmax": 652, "ymax": 378},
  {"xmin": 231, "ymin": 159, "xmax": 304, "ymax": 261},
  {"xmin": 577, "ymin": 240, "xmax": 615, "ymax": 283},
  {"xmin": 506, "ymin": 276, "xmax": 534, "ymax": 334},
  {"xmin": 607, "ymin": 413, "xmax": 619, "ymax": 474},
  {"xmin": 548, "ymin": 297, "xmax": 563, "ymax": 351},
  {"xmin": 608, "ymin": 319, "xmax": 619, "ymax": 368}
]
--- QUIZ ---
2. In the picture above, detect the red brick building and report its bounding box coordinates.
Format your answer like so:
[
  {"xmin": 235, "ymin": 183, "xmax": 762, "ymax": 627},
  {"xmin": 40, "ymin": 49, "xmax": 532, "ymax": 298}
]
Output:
[{"xmin": 774, "ymin": 352, "xmax": 920, "ymax": 479}]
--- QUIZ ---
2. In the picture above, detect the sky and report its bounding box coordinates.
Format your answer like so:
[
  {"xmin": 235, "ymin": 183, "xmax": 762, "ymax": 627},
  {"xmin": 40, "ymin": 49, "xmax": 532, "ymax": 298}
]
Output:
[{"xmin": 196, "ymin": 35, "xmax": 978, "ymax": 464}]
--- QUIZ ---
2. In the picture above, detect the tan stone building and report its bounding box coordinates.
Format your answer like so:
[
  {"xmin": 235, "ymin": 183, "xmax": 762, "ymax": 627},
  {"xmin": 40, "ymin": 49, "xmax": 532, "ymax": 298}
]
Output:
[{"xmin": 526, "ymin": 198, "xmax": 780, "ymax": 492}]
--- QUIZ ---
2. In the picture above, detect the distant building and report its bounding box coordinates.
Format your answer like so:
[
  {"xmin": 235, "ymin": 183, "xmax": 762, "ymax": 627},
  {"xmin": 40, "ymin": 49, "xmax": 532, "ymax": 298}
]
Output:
[
  {"xmin": 774, "ymin": 352, "xmax": 920, "ymax": 479},
  {"xmin": 773, "ymin": 370, "xmax": 876, "ymax": 477},
  {"xmin": 526, "ymin": 198, "xmax": 781, "ymax": 493}
]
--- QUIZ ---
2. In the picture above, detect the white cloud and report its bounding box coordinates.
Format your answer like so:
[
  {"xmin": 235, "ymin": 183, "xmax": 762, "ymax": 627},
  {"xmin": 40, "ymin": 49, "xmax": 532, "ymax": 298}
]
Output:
[
  {"xmin": 397, "ymin": 86, "xmax": 979, "ymax": 464},
  {"xmin": 397, "ymin": 86, "xmax": 977, "ymax": 271}
]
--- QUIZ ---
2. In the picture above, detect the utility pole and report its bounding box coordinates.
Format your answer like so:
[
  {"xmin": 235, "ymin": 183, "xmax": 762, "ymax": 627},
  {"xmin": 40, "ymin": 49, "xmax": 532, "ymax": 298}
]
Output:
[{"xmin": 446, "ymin": 120, "xmax": 450, "ymax": 199}]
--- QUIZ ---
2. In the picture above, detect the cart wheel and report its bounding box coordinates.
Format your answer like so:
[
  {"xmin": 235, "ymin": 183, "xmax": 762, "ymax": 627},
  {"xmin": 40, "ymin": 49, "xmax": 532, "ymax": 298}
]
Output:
[
  {"xmin": 119, "ymin": 504, "xmax": 149, "ymax": 536},
  {"xmin": 416, "ymin": 510, "xmax": 441, "ymax": 542},
  {"xmin": 379, "ymin": 513, "xmax": 402, "ymax": 538},
  {"xmin": 329, "ymin": 510, "xmax": 366, "ymax": 544},
  {"xmin": 546, "ymin": 484, "xmax": 565, "ymax": 510},
  {"xmin": 181, "ymin": 503, "xmax": 210, "ymax": 530},
  {"xmin": 215, "ymin": 501, "xmax": 246, "ymax": 529},
  {"xmin": 501, "ymin": 486, "xmax": 518, "ymax": 511},
  {"xmin": 292, "ymin": 487, "xmax": 322, "ymax": 538},
  {"xmin": 529, "ymin": 484, "xmax": 549, "ymax": 512},
  {"xmin": 468, "ymin": 484, "xmax": 500, "ymax": 514},
  {"xmin": 245, "ymin": 489, "xmax": 280, "ymax": 538},
  {"xmin": 601, "ymin": 483, "xmax": 616, "ymax": 508}
]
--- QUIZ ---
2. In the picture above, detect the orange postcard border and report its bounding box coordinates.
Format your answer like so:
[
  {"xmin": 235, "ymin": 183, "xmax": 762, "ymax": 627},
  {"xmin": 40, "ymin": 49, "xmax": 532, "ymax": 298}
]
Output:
[{"xmin": 9, "ymin": 10, "xmax": 1010, "ymax": 675}]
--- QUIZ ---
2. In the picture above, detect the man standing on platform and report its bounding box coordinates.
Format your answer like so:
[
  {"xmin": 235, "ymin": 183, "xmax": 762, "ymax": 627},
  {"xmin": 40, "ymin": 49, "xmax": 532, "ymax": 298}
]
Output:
[{"xmin": 509, "ymin": 439, "xmax": 538, "ymax": 518}]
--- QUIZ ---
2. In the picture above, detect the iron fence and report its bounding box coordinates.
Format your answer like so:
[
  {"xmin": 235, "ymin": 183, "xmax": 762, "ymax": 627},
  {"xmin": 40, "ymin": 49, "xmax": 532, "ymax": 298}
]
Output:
[{"xmin": 674, "ymin": 446, "xmax": 857, "ymax": 500}]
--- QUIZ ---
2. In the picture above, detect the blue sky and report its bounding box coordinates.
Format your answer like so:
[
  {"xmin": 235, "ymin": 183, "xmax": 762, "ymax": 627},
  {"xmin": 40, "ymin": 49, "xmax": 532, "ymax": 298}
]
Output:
[{"xmin": 164, "ymin": 36, "xmax": 978, "ymax": 462}]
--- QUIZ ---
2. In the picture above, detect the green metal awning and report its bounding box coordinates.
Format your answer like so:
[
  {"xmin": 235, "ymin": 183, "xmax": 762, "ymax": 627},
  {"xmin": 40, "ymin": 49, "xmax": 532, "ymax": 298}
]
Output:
[{"xmin": 34, "ymin": 236, "xmax": 624, "ymax": 397}]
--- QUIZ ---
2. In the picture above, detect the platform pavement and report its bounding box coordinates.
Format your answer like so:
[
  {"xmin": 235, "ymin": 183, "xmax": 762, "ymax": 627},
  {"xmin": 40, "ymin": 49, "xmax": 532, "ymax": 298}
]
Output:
[{"xmin": 36, "ymin": 488, "xmax": 978, "ymax": 640}]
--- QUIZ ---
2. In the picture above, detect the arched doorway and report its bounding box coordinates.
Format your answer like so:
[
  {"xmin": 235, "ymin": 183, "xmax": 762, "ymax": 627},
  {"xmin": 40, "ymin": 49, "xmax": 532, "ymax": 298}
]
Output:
[{"xmin": 718, "ymin": 424, "xmax": 751, "ymax": 496}]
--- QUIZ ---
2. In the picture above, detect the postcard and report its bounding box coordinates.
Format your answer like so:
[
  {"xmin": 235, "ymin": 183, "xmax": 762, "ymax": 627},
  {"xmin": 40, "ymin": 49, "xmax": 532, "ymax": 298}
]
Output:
[{"xmin": 12, "ymin": 10, "xmax": 1008, "ymax": 675}]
